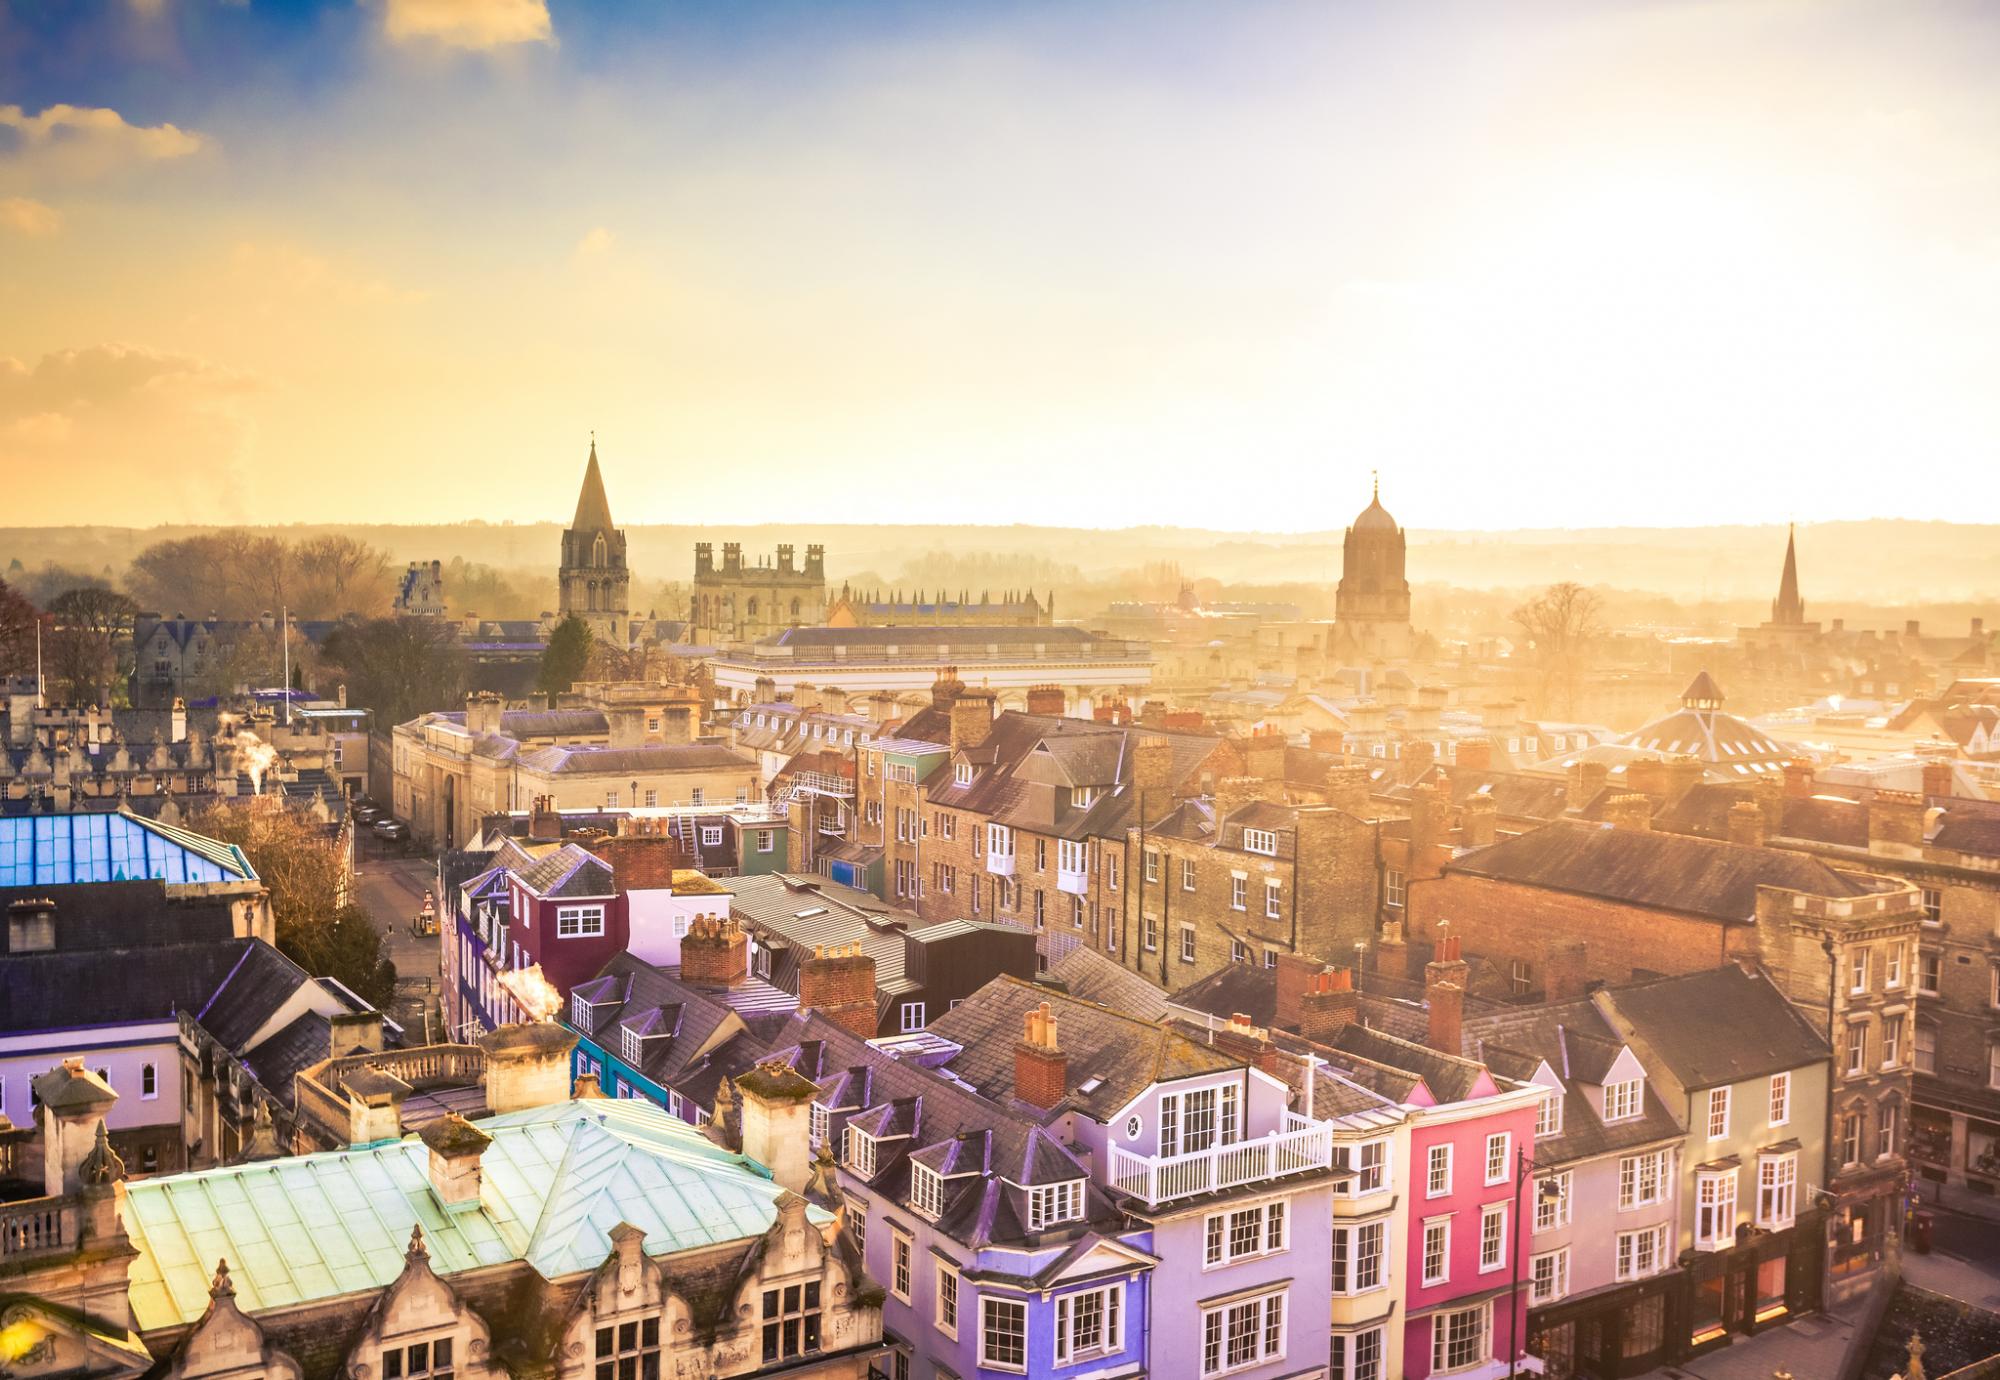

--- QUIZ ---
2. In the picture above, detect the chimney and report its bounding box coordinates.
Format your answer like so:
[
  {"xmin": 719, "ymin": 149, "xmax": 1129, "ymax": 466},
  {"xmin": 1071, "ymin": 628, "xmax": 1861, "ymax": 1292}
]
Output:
[
  {"xmin": 1624, "ymin": 758, "xmax": 1668, "ymax": 798},
  {"xmin": 1241, "ymin": 733, "xmax": 1285, "ymax": 783},
  {"xmin": 1402, "ymin": 739, "xmax": 1437, "ymax": 781},
  {"xmin": 868, "ymin": 691, "xmax": 899, "ymax": 725},
  {"xmin": 171, "ymin": 697, "xmax": 188, "ymax": 744},
  {"xmin": 949, "ymin": 690, "xmax": 995, "ymax": 752},
  {"xmin": 528, "ymin": 794, "xmax": 563, "ymax": 841},
  {"xmin": 1131, "ymin": 734, "xmax": 1175, "ymax": 797},
  {"xmin": 1425, "ymin": 935, "xmax": 1468, "ymax": 1055},
  {"xmin": 930, "ymin": 668, "xmax": 966, "ymax": 707},
  {"xmin": 1408, "ymin": 782, "xmax": 1444, "ymax": 878},
  {"xmin": 1273, "ymin": 952, "xmax": 1323, "ymax": 1030},
  {"xmin": 1212, "ymin": 1013, "xmax": 1282, "ymax": 1077},
  {"xmin": 1922, "ymin": 759, "xmax": 1955, "ymax": 801},
  {"xmin": 607, "ymin": 707, "xmax": 646, "ymax": 749},
  {"xmin": 478, "ymin": 1021, "xmax": 581, "ymax": 1115},
  {"xmin": 1454, "ymin": 738, "xmax": 1493, "ymax": 773},
  {"xmin": 1567, "ymin": 760, "xmax": 1609, "ymax": 813},
  {"xmin": 1604, "ymin": 794, "xmax": 1653, "ymax": 831},
  {"xmin": 1867, "ymin": 789, "xmax": 1926, "ymax": 856},
  {"xmin": 1214, "ymin": 775, "xmax": 1274, "ymax": 821},
  {"xmin": 1298, "ymin": 968, "xmax": 1359, "ymax": 1045},
  {"xmin": 1662, "ymin": 755, "xmax": 1702, "ymax": 804},
  {"xmin": 419, "ymin": 1113, "xmax": 492, "ymax": 1208},
  {"xmin": 1782, "ymin": 762, "xmax": 1815, "ymax": 799},
  {"xmin": 734, "ymin": 1058, "xmax": 821, "ymax": 1194},
  {"xmin": 1461, "ymin": 795, "xmax": 1498, "ymax": 848},
  {"xmin": 799, "ymin": 942, "xmax": 878, "ymax": 1039},
  {"xmin": 342, "ymin": 1067, "xmax": 411, "ymax": 1146},
  {"xmin": 1542, "ymin": 941, "xmax": 1589, "ymax": 1002},
  {"xmin": 680, "ymin": 914, "xmax": 748, "ymax": 985},
  {"xmin": 1025, "ymin": 685, "xmax": 1066, "ymax": 716},
  {"xmin": 1974, "ymin": 616, "xmax": 1987, "ymax": 639},
  {"xmin": 330, "ymin": 1009, "xmax": 385, "ymax": 1055},
  {"xmin": 1015, "ymin": 1002, "xmax": 1068, "ymax": 1111},
  {"xmin": 465, "ymin": 691, "xmax": 505, "ymax": 737},
  {"xmin": 33, "ymin": 1060, "xmax": 117, "ymax": 1197},
  {"xmin": 1323, "ymin": 765, "xmax": 1371, "ymax": 815},
  {"xmin": 1726, "ymin": 800, "xmax": 1767, "ymax": 848},
  {"xmin": 1905, "ymin": 619, "xmax": 1921, "ymax": 638}
]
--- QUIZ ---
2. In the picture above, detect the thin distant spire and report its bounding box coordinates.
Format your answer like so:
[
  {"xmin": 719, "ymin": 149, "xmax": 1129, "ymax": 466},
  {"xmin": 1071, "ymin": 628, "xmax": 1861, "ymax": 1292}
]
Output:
[{"xmin": 1372, "ymin": 468, "xmax": 1379, "ymax": 500}]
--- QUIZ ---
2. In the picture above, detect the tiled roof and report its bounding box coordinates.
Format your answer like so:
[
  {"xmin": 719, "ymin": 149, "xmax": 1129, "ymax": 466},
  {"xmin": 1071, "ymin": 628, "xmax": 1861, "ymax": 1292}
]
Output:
[
  {"xmin": 1046, "ymin": 947, "xmax": 1173, "ymax": 1022},
  {"xmin": 514, "ymin": 743, "xmax": 755, "ymax": 777},
  {"xmin": 1447, "ymin": 819, "xmax": 1877, "ymax": 921},
  {"xmin": 122, "ymin": 1098, "xmax": 825, "ymax": 1330},
  {"xmin": 0, "ymin": 879, "xmax": 240, "ymax": 954},
  {"xmin": 1603, "ymin": 965, "xmax": 1831, "ymax": 1088},
  {"xmin": 1465, "ymin": 1001, "xmax": 1684, "ymax": 1164},
  {"xmin": 928, "ymin": 976, "xmax": 1236, "ymax": 1118},
  {"xmin": 0, "ymin": 940, "xmax": 255, "ymax": 1031},
  {"xmin": 514, "ymin": 843, "xmax": 615, "ymax": 899}
]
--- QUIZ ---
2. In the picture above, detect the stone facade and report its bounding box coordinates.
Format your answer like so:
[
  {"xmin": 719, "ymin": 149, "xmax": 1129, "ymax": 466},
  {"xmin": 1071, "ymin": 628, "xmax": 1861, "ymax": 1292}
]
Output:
[
  {"xmin": 692, "ymin": 544, "xmax": 827, "ymax": 644},
  {"xmin": 557, "ymin": 440, "xmax": 632, "ymax": 647}
]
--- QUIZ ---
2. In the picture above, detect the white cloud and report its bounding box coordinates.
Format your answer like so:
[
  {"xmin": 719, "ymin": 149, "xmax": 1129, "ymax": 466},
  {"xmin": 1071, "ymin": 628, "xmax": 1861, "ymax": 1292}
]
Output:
[
  {"xmin": 228, "ymin": 241, "xmax": 431, "ymax": 306},
  {"xmin": 0, "ymin": 104, "xmax": 205, "ymax": 179},
  {"xmin": 572, "ymin": 225, "xmax": 614, "ymax": 261},
  {"xmin": 0, "ymin": 196, "xmax": 61, "ymax": 236},
  {"xmin": 382, "ymin": 0, "xmax": 552, "ymax": 50}
]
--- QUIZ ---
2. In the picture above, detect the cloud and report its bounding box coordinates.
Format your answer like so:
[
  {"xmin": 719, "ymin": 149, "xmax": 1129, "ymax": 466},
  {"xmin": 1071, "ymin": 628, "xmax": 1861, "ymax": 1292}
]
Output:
[
  {"xmin": 227, "ymin": 241, "xmax": 431, "ymax": 306},
  {"xmin": 0, "ymin": 196, "xmax": 61, "ymax": 236},
  {"xmin": 0, "ymin": 345, "xmax": 260, "ymax": 523},
  {"xmin": 382, "ymin": 0, "xmax": 551, "ymax": 49},
  {"xmin": 572, "ymin": 226, "xmax": 614, "ymax": 261},
  {"xmin": 0, "ymin": 104, "xmax": 205, "ymax": 179}
]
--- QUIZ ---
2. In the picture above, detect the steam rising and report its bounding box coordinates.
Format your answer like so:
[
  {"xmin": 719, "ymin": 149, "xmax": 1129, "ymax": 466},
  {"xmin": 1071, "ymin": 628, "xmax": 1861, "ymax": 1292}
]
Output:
[
  {"xmin": 219, "ymin": 712, "xmax": 281, "ymax": 793},
  {"xmin": 497, "ymin": 964, "xmax": 563, "ymax": 1023}
]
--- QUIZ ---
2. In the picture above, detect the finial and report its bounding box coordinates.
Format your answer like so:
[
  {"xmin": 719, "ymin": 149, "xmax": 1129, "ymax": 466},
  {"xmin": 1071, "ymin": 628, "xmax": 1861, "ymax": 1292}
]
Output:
[
  {"xmin": 407, "ymin": 1223, "xmax": 429, "ymax": 1260},
  {"xmin": 211, "ymin": 1259, "xmax": 235, "ymax": 1299},
  {"xmin": 1372, "ymin": 468, "xmax": 1379, "ymax": 500}
]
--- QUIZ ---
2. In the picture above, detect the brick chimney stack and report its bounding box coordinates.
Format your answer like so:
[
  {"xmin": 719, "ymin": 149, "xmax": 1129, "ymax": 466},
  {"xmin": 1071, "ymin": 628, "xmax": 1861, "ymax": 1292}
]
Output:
[
  {"xmin": 1567, "ymin": 760, "xmax": 1609, "ymax": 813},
  {"xmin": 1782, "ymin": 762, "xmax": 1815, "ymax": 799},
  {"xmin": 1015, "ymin": 1002, "xmax": 1068, "ymax": 1110},
  {"xmin": 1604, "ymin": 794, "xmax": 1653, "ymax": 831},
  {"xmin": 1726, "ymin": 800, "xmax": 1767, "ymax": 848},
  {"xmin": 1131, "ymin": 735, "xmax": 1175, "ymax": 798},
  {"xmin": 1298, "ymin": 968, "xmax": 1359, "ymax": 1045},
  {"xmin": 1922, "ymin": 758, "xmax": 1955, "ymax": 801},
  {"xmin": 1025, "ymin": 685, "xmax": 1067, "ymax": 716},
  {"xmin": 1867, "ymin": 790, "xmax": 1926, "ymax": 857},
  {"xmin": 1425, "ymin": 935, "xmax": 1468, "ymax": 1055},
  {"xmin": 1454, "ymin": 738, "xmax": 1493, "ymax": 773},
  {"xmin": 1460, "ymin": 795, "xmax": 1498, "ymax": 848},
  {"xmin": 1408, "ymin": 782, "xmax": 1445, "ymax": 878},
  {"xmin": 1542, "ymin": 941, "xmax": 1589, "ymax": 1002},
  {"xmin": 680, "ymin": 914, "xmax": 748, "ymax": 986},
  {"xmin": 949, "ymin": 690, "xmax": 996, "ymax": 752},
  {"xmin": 1273, "ymin": 952, "xmax": 1321, "ymax": 1031},
  {"xmin": 799, "ymin": 941, "xmax": 878, "ymax": 1039}
]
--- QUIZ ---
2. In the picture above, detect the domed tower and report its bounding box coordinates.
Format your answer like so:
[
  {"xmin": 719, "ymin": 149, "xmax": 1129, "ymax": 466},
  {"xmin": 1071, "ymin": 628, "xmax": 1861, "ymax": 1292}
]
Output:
[
  {"xmin": 1333, "ymin": 476, "xmax": 1413, "ymax": 659},
  {"xmin": 558, "ymin": 437, "xmax": 630, "ymax": 646}
]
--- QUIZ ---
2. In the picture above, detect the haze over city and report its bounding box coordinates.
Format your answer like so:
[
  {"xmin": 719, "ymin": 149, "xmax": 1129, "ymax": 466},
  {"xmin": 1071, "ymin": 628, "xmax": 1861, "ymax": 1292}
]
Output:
[
  {"xmin": 6, "ymin": 0, "xmax": 2000, "ymax": 527},
  {"xmin": 9, "ymin": 7, "xmax": 2000, "ymax": 1380}
]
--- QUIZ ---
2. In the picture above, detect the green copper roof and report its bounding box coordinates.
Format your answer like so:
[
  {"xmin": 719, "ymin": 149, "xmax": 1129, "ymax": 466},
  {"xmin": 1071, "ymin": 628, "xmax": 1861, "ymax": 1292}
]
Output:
[{"xmin": 123, "ymin": 1099, "xmax": 829, "ymax": 1331}]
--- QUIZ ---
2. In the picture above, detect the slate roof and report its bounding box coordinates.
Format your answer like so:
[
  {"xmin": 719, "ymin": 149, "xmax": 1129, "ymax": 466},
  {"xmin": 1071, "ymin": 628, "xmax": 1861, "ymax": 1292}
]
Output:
[
  {"xmin": 725, "ymin": 873, "xmax": 934, "ymax": 1017},
  {"xmin": 1384, "ymin": 768, "xmax": 1572, "ymax": 824},
  {"xmin": 122, "ymin": 1098, "xmax": 827, "ymax": 1330},
  {"xmin": 1934, "ymin": 813, "xmax": 2000, "ymax": 858},
  {"xmin": 569, "ymin": 953, "xmax": 790, "ymax": 1101},
  {"xmin": 1603, "ymin": 965, "xmax": 1832, "ymax": 1088},
  {"xmin": 192, "ymin": 941, "xmax": 320, "ymax": 1048},
  {"xmin": 1045, "ymin": 947, "xmax": 1173, "ymax": 1023},
  {"xmin": 515, "ymin": 843, "xmax": 615, "ymax": 899},
  {"xmin": 1446, "ymin": 819, "xmax": 1879, "ymax": 921},
  {"xmin": 922, "ymin": 712, "xmax": 1223, "ymax": 844},
  {"xmin": 928, "ymin": 976, "xmax": 1236, "ymax": 1119},
  {"xmin": 0, "ymin": 879, "xmax": 242, "ymax": 954},
  {"xmin": 0, "ymin": 940, "xmax": 256, "ymax": 1031},
  {"xmin": 513, "ymin": 743, "xmax": 755, "ymax": 777},
  {"xmin": 1465, "ymin": 1001, "xmax": 1685, "ymax": 1165}
]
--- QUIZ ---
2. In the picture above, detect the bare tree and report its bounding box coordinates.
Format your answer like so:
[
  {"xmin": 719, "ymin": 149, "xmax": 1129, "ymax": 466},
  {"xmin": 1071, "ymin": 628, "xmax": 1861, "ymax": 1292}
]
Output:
[
  {"xmin": 320, "ymin": 616, "xmax": 468, "ymax": 727},
  {"xmin": 45, "ymin": 586, "xmax": 138, "ymax": 704},
  {"xmin": 1511, "ymin": 581, "xmax": 1604, "ymax": 719},
  {"xmin": 292, "ymin": 534, "xmax": 392, "ymax": 619},
  {"xmin": 0, "ymin": 580, "xmax": 45, "ymax": 679}
]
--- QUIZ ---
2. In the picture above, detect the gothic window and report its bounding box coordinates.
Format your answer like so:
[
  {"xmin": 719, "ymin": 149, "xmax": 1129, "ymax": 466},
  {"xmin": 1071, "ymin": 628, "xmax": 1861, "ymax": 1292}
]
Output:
[
  {"xmin": 594, "ymin": 534, "xmax": 608, "ymax": 567},
  {"xmin": 749, "ymin": 598, "xmax": 759, "ymax": 617},
  {"xmin": 792, "ymin": 598, "xmax": 802, "ymax": 617},
  {"xmin": 588, "ymin": 581, "xmax": 599, "ymax": 611}
]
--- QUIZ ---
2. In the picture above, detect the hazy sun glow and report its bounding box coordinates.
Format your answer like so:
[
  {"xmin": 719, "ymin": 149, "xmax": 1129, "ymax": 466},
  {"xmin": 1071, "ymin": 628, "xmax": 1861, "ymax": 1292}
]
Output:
[{"xmin": 2, "ymin": 0, "xmax": 1997, "ymax": 529}]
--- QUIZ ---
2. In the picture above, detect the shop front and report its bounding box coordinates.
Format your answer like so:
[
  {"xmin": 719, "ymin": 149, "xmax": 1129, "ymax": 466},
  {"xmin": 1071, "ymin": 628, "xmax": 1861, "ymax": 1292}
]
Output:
[
  {"xmin": 1679, "ymin": 1212, "xmax": 1826, "ymax": 1363},
  {"xmin": 1527, "ymin": 1274, "xmax": 1679, "ymax": 1379}
]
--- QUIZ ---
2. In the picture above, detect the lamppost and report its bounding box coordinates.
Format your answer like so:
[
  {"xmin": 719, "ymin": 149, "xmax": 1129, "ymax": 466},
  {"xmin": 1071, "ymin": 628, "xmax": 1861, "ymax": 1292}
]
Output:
[{"xmin": 1511, "ymin": 1146, "xmax": 1565, "ymax": 1378}]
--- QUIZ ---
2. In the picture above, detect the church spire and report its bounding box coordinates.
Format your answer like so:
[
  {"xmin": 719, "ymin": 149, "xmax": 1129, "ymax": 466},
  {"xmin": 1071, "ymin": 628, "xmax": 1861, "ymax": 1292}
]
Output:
[
  {"xmin": 1773, "ymin": 523, "xmax": 1804, "ymax": 625},
  {"xmin": 571, "ymin": 436, "xmax": 615, "ymax": 534}
]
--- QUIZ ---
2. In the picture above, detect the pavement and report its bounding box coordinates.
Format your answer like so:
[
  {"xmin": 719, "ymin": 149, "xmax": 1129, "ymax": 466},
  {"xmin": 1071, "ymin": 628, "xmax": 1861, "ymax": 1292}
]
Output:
[
  {"xmin": 1905, "ymin": 1206, "xmax": 2000, "ymax": 1312},
  {"xmin": 352, "ymin": 844, "xmax": 445, "ymax": 1043},
  {"xmin": 1642, "ymin": 1306, "xmax": 1864, "ymax": 1380}
]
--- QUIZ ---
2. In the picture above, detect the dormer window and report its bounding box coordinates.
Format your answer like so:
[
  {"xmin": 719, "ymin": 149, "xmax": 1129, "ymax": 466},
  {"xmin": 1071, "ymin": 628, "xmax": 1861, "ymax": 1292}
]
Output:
[
  {"xmin": 1027, "ymin": 1179, "xmax": 1084, "ymax": 1230},
  {"xmin": 1242, "ymin": 828, "xmax": 1277, "ymax": 856},
  {"xmin": 1072, "ymin": 786, "xmax": 1097, "ymax": 810},
  {"xmin": 845, "ymin": 1126, "xmax": 878, "ymax": 1177},
  {"xmin": 912, "ymin": 1164, "xmax": 945, "ymax": 1218},
  {"xmin": 570, "ymin": 991, "xmax": 605, "ymax": 1030},
  {"xmin": 809, "ymin": 1102, "xmax": 830, "ymax": 1148},
  {"xmin": 1603, "ymin": 1078, "xmax": 1642, "ymax": 1122},
  {"xmin": 955, "ymin": 762, "xmax": 974, "ymax": 787},
  {"xmin": 621, "ymin": 1025, "xmax": 644, "ymax": 1064},
  {"xmin": 1536, "ymin": 1090, "xmax": 1564, "ymax": 1138}
]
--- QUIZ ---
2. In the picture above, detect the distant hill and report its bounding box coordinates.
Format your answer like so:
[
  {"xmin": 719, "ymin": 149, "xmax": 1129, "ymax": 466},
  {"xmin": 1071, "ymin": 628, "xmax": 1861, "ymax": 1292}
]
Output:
[{"xmin": 3, "ymin": 518, "xmax": 1996, "ymax": 607}]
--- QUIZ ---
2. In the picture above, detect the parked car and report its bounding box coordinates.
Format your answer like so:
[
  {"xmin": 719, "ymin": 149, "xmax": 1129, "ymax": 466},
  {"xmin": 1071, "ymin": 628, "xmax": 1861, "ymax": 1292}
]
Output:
[
  {"xmin": 352, "ymin": 804, "xmax": 381, "ymax": 824},
  {"xmin": 371, "ymin": 819, "xmax": 410, "ymax": 847}
]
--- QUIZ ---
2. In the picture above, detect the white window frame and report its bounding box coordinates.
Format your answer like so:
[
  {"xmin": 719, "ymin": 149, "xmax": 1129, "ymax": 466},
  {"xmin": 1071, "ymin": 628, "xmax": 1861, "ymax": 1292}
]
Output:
[
  {"xmin": 1603, "ymin": 1077, "xmax": 1642, "ymax": 1122},
  {"xmin": 1615, "ymin": 1223, "xmax": 1669, "ymax": 1281},
  {"xmin": 900, "ymin": 1001, "xmax": 926, "ymax": 1033},
  {"xmin": 979, "ymin": 1296, "xmax": 1027, "ymax": 1374},
  {"xmin": 808, "ymin": 1101, "xmax": 829, "ymax": 1149},
  {"xmin": 1430, "ymin": 1301, "xmax": 1490, "ymax": 1375},
  {"xmin": 1383, "ymin": 869, "xmax": 1406, "ymax": 908},
  {"xmin": 1052, "ymin": 1282, "xmax": 1124, "ymax": 1367},
  {"xmin": 1333, "ymin": 1138, "xmax": 1389, "ymax": 1197},
  {"xmin": 556, "ymin": 904, "xmax": 606, "ymax": 938},
  {"xmin": 912, "ymin": 1163, "xmax": 944, "ymax": 1218},
  {"xmin": 1182, "ymin": 857, "xmax": 1197, "ymax": 891},
  {"xmin": 845, "ymin": 1126, "xmax": 878, "ymax": 1178},
  {"xmin": 1769, "ymin": 1071, "xmax": 1790, "ymax": 1128},
  {"xmin": 1707, "ymin": 1086, "xmax": 1730, "ymax": 1140},
  {"xmin": 1230, "ymin": 876, "xmax": 1247, "ymax": 911},
  {"xmin": 1427, "ymin": 1143, "xmax": 1452, "ymax": 1197},
  {"xmin": 1199, "ymin": 1287, "xmax": 1286, "ymax": 1377},
  {"xmin": 1203, "ymin": 1198, "xmax": 1288, "ymax": 1269},
  {"xmin": 1757, "ymin": 1152, "xmax": 1797, "ymax": 1228},
  {"xmin": 1026, "ymin": 1179, "xmax": 1085, "ymax": 1230},
  {"xmin": 1329, "ymin": 1219, "xmax": 1386, "ymax": 1295},
  {"xmin": 1535, "ymin": 1171, "xmax": 1572, "ymax": 1232},
  {"xmin": 1330, "ymin": 1327, "xmax": 1386, "ymax": 1380},
  {"xmin": 1422, "ymin": 1217, "xmax": 1451, "ymax": 1286},
  {"xmin": 890, "ymin": 1226, "xmax": 912, "ymax": 1303},
  {"xmin": 1485, "ymin": 1132, "xmax": 1510, "ymax": 1185},
  {"xmin": 1264, "ymin": 878, "xmax": 1281, "ymax": 919},
  {"xmin": 1242, "ymin": 828, "xmax": 1277, "ymax": 856},
  {"xmin": 1536, "ymin": 1088, "xmax": 1564, "ymax": 1139},
  {"xmin": 1479, "ymin": 1201, "xmax": 1509, "ymax": 1274},
  {"xmin": 935, "ymin": 1261, "xmax": 960, "ymax": 1340},
  {"xmin": 1530, "ymin": 1247, "xmax": 1569, "ymax": 1303},
  {"xmin": 1179, "ymin": 925, "xmax": 1197, "ymax": 964},
  {"xmin": 1695, "ymin": 1169, "xmax": 1738, "ymax": 1250},
  {"xmin": 1618, "ymin": 1150, "xmax": 1667, "ymax": 1209}
]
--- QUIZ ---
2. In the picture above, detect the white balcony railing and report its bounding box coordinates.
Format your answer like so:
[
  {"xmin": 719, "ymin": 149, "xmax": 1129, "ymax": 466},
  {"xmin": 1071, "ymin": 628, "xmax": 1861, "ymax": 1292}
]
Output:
[
  {"xmin": 1108, "ymin": 1113, "xmax": 1333, "ymax": 1208},
  {"xmin": 987, "ymin": 852, "xmax": 1016, "ymax": 877},
  {"xmin": 1057, "ymin": 867, "xmax": 1089, "ymax": 896}
]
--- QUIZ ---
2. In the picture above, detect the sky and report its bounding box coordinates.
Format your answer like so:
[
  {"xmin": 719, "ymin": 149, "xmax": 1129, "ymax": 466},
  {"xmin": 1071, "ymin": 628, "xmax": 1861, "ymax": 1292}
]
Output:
[{"xmin": 3, "ymin": 0, "xmax": 1999, "ymax": 532}]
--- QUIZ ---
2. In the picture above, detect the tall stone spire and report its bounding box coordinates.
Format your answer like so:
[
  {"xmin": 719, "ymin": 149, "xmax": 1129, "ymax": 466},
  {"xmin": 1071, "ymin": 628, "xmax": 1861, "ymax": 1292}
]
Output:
[
  {"xmin": 571, "ymin": 435, "xmax": 615, "ymax": 536},
  {"xmin": 1772, "ymin": 523, "xmax": 1805, "ymax": 626},
  {"xmin": 558, "ymin": 435, "xmax": 631, "ymax": 645}
]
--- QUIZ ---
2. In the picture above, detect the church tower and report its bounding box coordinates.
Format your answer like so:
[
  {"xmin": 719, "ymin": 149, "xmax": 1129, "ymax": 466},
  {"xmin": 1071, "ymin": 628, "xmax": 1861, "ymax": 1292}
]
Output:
[
  {"xmin": 1771, "ymin": 523, "xmax": 1806, "ymax": 627},
  {"xmin": 559, "ymin": 437, "xmax": 630, "ymax": 647},
  {"xmin": 1333, "ymin": 476, "xmax": 1413, "ymax": 660}
]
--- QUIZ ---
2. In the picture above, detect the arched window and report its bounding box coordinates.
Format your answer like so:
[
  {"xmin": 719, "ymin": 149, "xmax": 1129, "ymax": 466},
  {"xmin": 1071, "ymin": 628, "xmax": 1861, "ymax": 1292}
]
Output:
[
  {"xmin": 748, "ymin": 598, "xmax": 759, "ymax": 617},
  {"xmin": 588, "ymin": 581, "xmax": 598, "ymax": 611},
  {"xmin": 142, "ymin": 1063, "xmax": 158, "ymax": 1099},
  {"xmin": 593, "ymin": 533, "xmax": 608, "ymax": 567},
  {"xmin": 792, "ymin": 598, "xmax": 802, "ymax": 617}
]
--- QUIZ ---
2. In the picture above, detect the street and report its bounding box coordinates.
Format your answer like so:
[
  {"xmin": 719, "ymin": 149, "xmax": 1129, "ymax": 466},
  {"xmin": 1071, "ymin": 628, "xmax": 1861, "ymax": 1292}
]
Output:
[{"xmin": 352, "ymin": 841, "xmax": 445, "ymax": 1043}]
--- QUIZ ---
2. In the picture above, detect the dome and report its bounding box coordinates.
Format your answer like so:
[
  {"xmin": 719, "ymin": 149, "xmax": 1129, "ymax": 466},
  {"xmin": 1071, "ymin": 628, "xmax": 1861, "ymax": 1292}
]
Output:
[{"xmin": 1352, "ymin": 477, "xmax": 1398, "ymax": 532}]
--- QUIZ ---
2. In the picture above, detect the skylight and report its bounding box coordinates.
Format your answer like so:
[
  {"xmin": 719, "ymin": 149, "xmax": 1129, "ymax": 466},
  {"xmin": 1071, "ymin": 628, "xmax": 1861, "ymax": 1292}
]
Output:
[
  {"xmin": 1077, "ymin": 1075, "xmax": 1106, "ymax": 1095},
  {"xmin": 795, "ymin": 906, "xmax": 829, "ymax": 919}
]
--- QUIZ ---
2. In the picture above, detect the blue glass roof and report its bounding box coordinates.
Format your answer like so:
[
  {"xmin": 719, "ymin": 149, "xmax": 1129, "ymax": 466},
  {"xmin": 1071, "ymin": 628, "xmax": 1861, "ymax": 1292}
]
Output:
[{"xmin": 0, "ymin": 812, "xmax": 255, "ymax": 887}]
